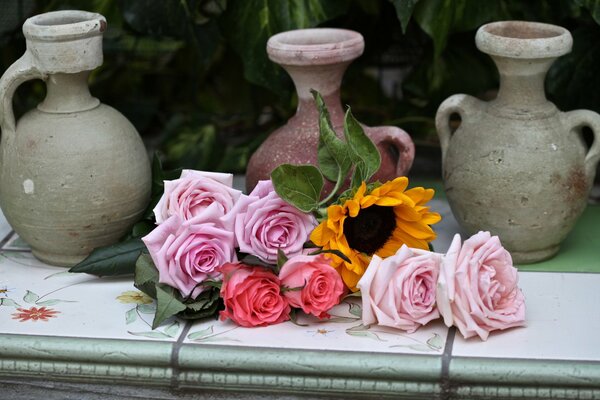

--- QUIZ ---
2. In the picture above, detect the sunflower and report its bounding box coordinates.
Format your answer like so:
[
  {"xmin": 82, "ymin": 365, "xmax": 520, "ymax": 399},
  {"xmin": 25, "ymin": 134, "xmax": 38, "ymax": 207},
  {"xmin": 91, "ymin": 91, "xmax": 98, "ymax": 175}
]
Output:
[{"xmin": 310, "ymin": 177, "xmax": 441, "ymax": 291}]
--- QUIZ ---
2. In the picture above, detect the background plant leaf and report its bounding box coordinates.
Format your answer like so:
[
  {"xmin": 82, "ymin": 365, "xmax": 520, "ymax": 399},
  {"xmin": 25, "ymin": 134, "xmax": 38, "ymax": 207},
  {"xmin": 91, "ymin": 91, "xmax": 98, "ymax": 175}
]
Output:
[
  {"xmin": 388, "ymin": 0, "xmax": 420, "ymax": 33},
  {"xmin": 271, "ymin": 164, "xmax": 324, "ymax": 212}
]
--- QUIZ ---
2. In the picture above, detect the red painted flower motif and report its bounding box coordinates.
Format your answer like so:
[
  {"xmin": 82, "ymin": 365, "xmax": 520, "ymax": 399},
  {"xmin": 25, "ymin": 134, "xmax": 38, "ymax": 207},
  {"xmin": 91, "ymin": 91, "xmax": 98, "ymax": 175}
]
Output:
[{"xmin": 11, "ymin": 306, "xmax": 60, "ymax": 322}]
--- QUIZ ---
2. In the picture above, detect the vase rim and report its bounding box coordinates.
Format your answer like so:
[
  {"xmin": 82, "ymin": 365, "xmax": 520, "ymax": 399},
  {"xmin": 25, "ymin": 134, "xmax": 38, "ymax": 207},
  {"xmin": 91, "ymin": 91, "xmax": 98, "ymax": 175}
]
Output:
[
  {"xmin": 267, "ymin": 28, "xmax": 364, "ymax": 66},
  {"xmin": 476, "ymin": 21, "xmax": 572, "ymax": 59},
  {"xmin": 23, "ymin": 10, "xmax": 106, "ymax": 42}
]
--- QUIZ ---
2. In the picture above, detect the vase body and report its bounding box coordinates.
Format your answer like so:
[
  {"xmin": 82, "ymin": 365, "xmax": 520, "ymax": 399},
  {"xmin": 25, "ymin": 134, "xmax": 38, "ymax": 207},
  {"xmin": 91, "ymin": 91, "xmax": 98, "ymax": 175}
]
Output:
[
  {"xmin": 246, "ymin": 28, "xmax": 415, "ymax": 193},
  {"xmin": 436, "ymin": 21, "xmax": 600, "ymax": 263},
  {"xmin": 0, "ymin": 11, "xmax": 151, "ymax": 266}
]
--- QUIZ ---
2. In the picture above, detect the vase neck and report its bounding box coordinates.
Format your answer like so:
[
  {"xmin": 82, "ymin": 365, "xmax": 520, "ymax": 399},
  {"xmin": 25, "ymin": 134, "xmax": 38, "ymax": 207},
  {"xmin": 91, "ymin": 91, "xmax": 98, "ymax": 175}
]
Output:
[
  {"xmin": 37, "ymin": 72, "xmax": 100, "ymax": 113},
  {"xmin": 283, "ymin": 62, "xmax": 347, "ymax": 125},
  {"xmin": 492, "ymin": 56, "xmax": 555, "ymax": 108}
]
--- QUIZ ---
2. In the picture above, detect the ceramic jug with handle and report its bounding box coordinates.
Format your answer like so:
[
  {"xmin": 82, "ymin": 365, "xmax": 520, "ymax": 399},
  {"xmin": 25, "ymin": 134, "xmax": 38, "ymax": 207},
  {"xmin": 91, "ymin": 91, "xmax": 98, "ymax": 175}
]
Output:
[
  {"xmin": 245, "ymin": 28, "xmax": 415, "ymax": 193},
  {"xmin": 436, "ymin": 21, "xmax": 600, "ymax": 263},
  {"xmin": 0, "ymin": 10, "xmax": 151, "ymax": 266}
]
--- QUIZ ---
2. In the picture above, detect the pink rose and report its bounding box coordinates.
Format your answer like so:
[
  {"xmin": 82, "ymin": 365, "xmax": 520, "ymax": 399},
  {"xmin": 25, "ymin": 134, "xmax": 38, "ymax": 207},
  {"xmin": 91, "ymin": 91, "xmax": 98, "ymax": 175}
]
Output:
[
  {"xmin": 279, "ymin": 255, "xmax": 345, "ymax": 318},
  {"xmin": 142, "ymin": 203, "xmax": 236, "ymax": 299},
  {"xmin": 219, "ymin": 263, "xmax": 290, "ymax": 327},
  {"xmin": 437, "ymin": 232, "xmax": 526, "ymax": 340},
  {"xmin": 233, "ymin": 180, "xmax": 316, "ymax": 263},
  {"xmin": 153, "ymin": 170, "xmax": 242, "ymax": 227},
  {"xmin": 357, "ymin": 245, "xmax": 441, "ymax": 333}
]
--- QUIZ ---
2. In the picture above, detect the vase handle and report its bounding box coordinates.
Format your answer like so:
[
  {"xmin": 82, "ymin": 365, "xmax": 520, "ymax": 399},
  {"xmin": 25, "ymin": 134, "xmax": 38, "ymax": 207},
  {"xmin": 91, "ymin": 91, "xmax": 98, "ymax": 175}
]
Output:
[
  {"xmin": 367, "ymin": 126, "xmax": 415, "ymax": 177},
  {"xmin": 0, "ymin": 51, "xmax": 44, "ymax": 139},
  {"xmin": 562, "ymin": 109, "xmax": 600, "ymax": 182},
  {"xmin": 435, "ymin": 94, "xmax": 481, "ymax": 165}
]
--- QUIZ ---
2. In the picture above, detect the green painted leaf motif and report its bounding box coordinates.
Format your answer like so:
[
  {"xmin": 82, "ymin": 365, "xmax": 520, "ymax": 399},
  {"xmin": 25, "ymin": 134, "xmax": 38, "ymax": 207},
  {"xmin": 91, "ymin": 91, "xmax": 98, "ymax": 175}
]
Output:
[
  {"xmin": 187, "ymin": 325, "xmax": 214, "ymax": 341},
  {"xmin": 426, "ymin": 333, "xmax": 444, "ymax": 350},
  {"xmin": 343, "ymin": 108, "xmax": 381, "ymax": 188},
  {"xmin": 126, "ymin": 308, "xmax": 137, "ymax": 324},
  {"xmin": 390, "ymin": 343, "xmax": 435, "ymax": 352},
  {"xmin": 164, "ymin": 321, "xmax": 181, "ymax": 337},
  {"xmin": 325, "ymin": 316, "xmax": 360, "ymax": 323},
  {"xmin": 388, "ymin": 0, "xmax": 420, "ymax": 33},
  {"xmin": 68, "ymin": 238, "xmax": 146, "ymax": 277},
  {"xmin": 271, "ymin": 164, "xmax": 324, "ymax": 212},
  {"xmin": 23, "ymin": 290, "xmax": 39, "ymax": 304},
  {"xmin": 345, "ymin": 329, "xmax": 386, "ymax": 342},
  {"xmin": 135, "ymin": 254, "xmax": 159, "ymax": 287},
  {"xmin": 348, "ymin": 302, "xmax": 362, "ymax": 318},
  {"xmin": 152, "ymin": 285, "xmax": 187, "ymax": 329},
  {"xmin": 36, "ymin": 299, "xmax": 77, "ymax": 306},
  {"xmin": 220, "ymin": 0, "xmax": 348, "ymax": 95},
  {"xmin": 313, "ymin": 90, "xmax": 351, "ymax": 183},
  {"xmin": 137, "ymin": 303, "xmax": 156, "ymax": 314},
  {"xmin": 127, "ymin": 331, "xmax": 171, "ymax": 339},
  {"xmin": 0, "ymin": 298, "xmax": 21, "ymax": 307}
]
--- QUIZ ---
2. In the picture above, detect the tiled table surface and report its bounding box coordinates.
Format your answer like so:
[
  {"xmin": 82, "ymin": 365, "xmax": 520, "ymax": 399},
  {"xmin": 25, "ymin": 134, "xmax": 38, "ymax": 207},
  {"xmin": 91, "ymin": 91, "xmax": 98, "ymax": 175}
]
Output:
[{"xmin": 1, "ymin": 199, "xmax": 600, "ymax": 399}]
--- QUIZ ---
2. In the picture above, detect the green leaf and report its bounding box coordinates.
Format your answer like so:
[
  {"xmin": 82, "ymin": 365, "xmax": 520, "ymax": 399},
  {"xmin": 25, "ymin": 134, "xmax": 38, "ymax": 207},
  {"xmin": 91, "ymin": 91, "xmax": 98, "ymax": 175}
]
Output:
[
  {"xmin": 23, "ymin": 290, "xmax": 39, "ymax": 304},
  {"xmin": 127, "ymin": 330, "xmax": 171, "ymax": 339},
  {"xmin": 36, "ymin": 299, "xmax": 77, "ymax": 306},
  {"xmin": 271, "ymin": 164, "xmax": 324, "ymax": 212},
  {"xmin": 276, "ymin": 249, "xmax": 288, "ymax": 271},
  {"xmin": 388, "ymin": 0, "xmax": 420, "ymax": 33},
  {"xmin": 575, "ymin": 0, "xmax": 600, "ymax": 25},
  {"xmin": 152, "ymin": 285, "xmax": 187, "ymax": 329},
  {"xmin": 220, "ymin": 0, "xmax": 348, "ymax": 95},
  {"xmin": 0, "ymin": 298, "xmax": 21, "ymax": 307},
  {"xmin": 126, "ymin": 307, "xmax": 137, "ymax": 324},
  {"xmin": 135, "ymin": 254, "xmax": 159, "ymax": 287},
  {"xmin": 131, "ymin": 220, "xmax": 155, "ymax": 238},
  {"xmin": 187, "ymin": 325, "xmax": 214, "ymax": 341},
  {"xmin": 313, "ymin": 90, "xmax": 352, "ymax": 183},
  {"xmin": 68, "ymin": 238, "xmax": 146, "ymax": 277},
  {"xmin": 164, "ymin": 321, "xmax": 181, "ymax": 337},
  {"xmin": 343, "ymin": 108, "xmax": 381, "ymax": 188}
]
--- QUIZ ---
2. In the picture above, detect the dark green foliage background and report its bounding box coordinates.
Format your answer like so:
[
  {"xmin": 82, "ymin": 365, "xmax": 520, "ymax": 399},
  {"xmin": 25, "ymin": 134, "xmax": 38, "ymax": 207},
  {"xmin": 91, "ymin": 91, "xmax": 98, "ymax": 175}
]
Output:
[{"xmin": 1, "ymin": 0, "xmax": 599, "ymax": 176}]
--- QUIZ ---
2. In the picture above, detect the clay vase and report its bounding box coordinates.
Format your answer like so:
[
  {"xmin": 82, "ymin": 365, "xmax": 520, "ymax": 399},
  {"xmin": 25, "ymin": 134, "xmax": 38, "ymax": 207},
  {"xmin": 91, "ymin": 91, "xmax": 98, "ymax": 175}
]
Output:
[
  {"xmin": 436, "ymin": 21, "xmax": 600, "ymax": 264},
  {"xmin": 245, "ymin": 28, "xmax": 415, "ymax": 193},
  {"xmin": 0, "ymin": 11, "xmax": 151, "ymax": 266}
]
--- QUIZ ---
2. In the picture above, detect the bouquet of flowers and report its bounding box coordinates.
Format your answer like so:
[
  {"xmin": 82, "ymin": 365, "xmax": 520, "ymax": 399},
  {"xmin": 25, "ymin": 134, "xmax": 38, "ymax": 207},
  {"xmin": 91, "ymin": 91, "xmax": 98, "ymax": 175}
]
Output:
[{"xmin": 71, "ymin": 91, "xmax": 526, "ymax": 340}]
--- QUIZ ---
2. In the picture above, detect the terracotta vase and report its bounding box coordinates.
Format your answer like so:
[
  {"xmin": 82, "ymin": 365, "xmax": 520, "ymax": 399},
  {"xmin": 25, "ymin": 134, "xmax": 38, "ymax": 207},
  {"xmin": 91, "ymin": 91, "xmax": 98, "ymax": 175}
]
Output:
[
  {"xmin": 436, "ymin": 21, "xmax": 600, "ymax": 263},
  {"xmin": 0, "ymin": 11, "xmax": 151, "ymax": 266},
  {"xmin": 245, "ymin": 28, "xmax": 415, "ymax": 193}
]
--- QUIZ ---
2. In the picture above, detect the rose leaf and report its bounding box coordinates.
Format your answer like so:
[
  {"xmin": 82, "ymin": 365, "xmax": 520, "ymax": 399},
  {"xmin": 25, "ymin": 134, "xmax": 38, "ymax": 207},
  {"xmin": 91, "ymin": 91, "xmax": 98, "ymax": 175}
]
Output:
[
  {"xmin": 152, "ymin": 285, "xmax": 187, "ymax": 329},
  {"xmin": 68, "ymin": 238, "xmax": 147, "ymax": 276}
]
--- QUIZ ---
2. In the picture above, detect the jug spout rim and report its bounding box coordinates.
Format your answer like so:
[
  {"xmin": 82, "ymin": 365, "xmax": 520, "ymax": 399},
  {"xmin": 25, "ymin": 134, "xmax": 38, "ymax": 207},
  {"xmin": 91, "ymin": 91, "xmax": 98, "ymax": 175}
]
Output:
[{"xmin": 23, "ymin": 10, "xmax": 106, "ymax": 43}]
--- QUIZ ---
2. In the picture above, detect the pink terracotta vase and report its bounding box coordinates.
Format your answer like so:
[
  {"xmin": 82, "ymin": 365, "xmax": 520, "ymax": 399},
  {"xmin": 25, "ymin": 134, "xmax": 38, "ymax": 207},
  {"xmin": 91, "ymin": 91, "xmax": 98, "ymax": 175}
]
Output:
[{"xmin": 245, "ymin": 28, "xmax": 415, "ymax": 193}]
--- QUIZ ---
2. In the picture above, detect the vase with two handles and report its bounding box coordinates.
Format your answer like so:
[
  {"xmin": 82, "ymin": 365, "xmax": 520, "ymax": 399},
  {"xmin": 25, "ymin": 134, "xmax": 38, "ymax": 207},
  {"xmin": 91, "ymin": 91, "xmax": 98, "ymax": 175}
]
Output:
[
  {"xmin": 436, "ymin": 21, "xmax": 600, "ymax": 263},
  {"xmin": 0, "ymin": 11, "xmax": 151, "ymax": 266}
]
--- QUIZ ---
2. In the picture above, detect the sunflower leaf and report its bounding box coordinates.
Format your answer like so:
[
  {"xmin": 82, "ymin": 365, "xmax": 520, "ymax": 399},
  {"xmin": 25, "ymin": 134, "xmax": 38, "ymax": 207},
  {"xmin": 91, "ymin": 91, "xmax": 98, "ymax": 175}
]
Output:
[
  {"xmin": 271, "ymin": 164, "xmax": 324, "ymax": 212},
  {"xmin": 343, "ymin": 108, "xmax": 381, "ymax": 189},
  {"xmin": 313, "ymin": 90, "xmax": 352, "ymax": 183}
]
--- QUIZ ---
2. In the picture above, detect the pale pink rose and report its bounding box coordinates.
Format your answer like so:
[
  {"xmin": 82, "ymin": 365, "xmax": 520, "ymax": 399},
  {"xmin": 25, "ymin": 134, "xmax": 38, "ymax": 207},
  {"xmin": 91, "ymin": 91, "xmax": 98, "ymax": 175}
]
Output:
[
  {"xmin": 437, "ymin": 232, "xmax": 526, "ymax": 341},
  {"xmin": 233, "ymin": 180, "xmax": 316, "ymax": 263},
  {"xmin": 142, "ymin": 203, "xmax": 236, "ymax": 299},
  {"xmin": 153, "ymin": 170, "xmax": 242, "ymax": 228},
  {"xmin": 219, "ymin": 263, "xmax": 290, "ymax": 327},
  {"xmin": 357, "ymin": 245, "xmax": 441, "ymax": 333},
  {"xmin": 279, "ymin": 255, "xmax": 345, "ymax": 318}
]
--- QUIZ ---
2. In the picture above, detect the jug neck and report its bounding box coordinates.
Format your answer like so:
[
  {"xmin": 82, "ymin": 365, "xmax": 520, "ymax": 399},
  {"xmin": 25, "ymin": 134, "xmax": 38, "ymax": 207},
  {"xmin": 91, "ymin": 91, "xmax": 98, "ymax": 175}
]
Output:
[
  {"xmin": 37, "ymin": 72, "xmax": 99, "ymax": 113},
  {"xmin": 492, "ymin": 56, "xmax": 555, "ymax": 108},
  {"xmin": 284, "ymin": 63, "xmax": 347, "ymax": 126}
]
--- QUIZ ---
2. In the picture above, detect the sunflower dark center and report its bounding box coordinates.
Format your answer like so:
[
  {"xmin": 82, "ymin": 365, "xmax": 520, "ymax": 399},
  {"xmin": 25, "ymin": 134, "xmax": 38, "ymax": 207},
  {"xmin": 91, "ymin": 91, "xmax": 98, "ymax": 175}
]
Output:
[{"xmin": 343, "ymin": 205, "xmax": 396, "ymax": 254}]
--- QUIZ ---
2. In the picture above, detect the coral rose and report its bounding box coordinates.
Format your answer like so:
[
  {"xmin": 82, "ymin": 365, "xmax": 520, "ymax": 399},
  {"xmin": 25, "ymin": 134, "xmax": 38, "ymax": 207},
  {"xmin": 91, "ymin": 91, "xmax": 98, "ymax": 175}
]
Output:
[
  {"xmin": 219, "ymin": 263, "xmax": 290, "ymax": 327},
  {"xmin": 153, "ymin": 170, "xmax": 242, "ymax": 228},
  {"xmin": 233, "ymin": 180, "xmax": 316, "ymax": 263},
  {"xmin": 437, "ymin": 232, "xmax": 526, "ymax": 340},
  {"xmin": 279, "ymin": 255, "xmax": 345, "ymax": 318},
  {"xmin": 357, "ymin": 245, "xmax": 441, "ymax": 333},
  {"xmin": 142, "ymin": 203, "xmax": 236, "ymax": 299}
]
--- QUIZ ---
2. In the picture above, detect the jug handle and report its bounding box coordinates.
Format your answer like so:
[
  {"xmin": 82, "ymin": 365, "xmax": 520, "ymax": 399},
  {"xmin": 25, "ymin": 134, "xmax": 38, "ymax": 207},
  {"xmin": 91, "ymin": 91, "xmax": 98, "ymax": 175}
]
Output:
[
  {"xmin": 0, "ymin": 52, "xmax": 44, "ymax": 138},
  {"xmin": 562, "ymin": 109, "xmax": 600, "ymax": 182},
  {"xmin": 368, "ymin": 126, "xmax": 415, "ymax": 176},
  {"xmin": 435, "ymin": 94, "xmax": 481, "ymax": 165}
]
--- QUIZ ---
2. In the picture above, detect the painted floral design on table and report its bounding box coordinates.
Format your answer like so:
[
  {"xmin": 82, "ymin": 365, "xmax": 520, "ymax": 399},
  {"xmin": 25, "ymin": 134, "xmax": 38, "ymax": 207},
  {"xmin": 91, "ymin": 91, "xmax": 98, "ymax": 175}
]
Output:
[
  {"xmin": 117, "ymin": 290, "xmax": 182, "ymax": 340},
  {"xmin": 12, "ymin": 306, "xmax": 60, "ymax": 322}
]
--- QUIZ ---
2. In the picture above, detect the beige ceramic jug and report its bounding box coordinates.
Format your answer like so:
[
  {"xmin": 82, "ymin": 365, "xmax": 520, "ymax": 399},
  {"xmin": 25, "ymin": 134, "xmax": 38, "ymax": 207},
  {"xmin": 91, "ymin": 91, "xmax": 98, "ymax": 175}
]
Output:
[
  {"xmin": 0, "ymin": 11, "xmax": 151, "ymax": 266},
  {"xmin": 436, "ymin": 21, "xmax": 600, "ymax": 263}
]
